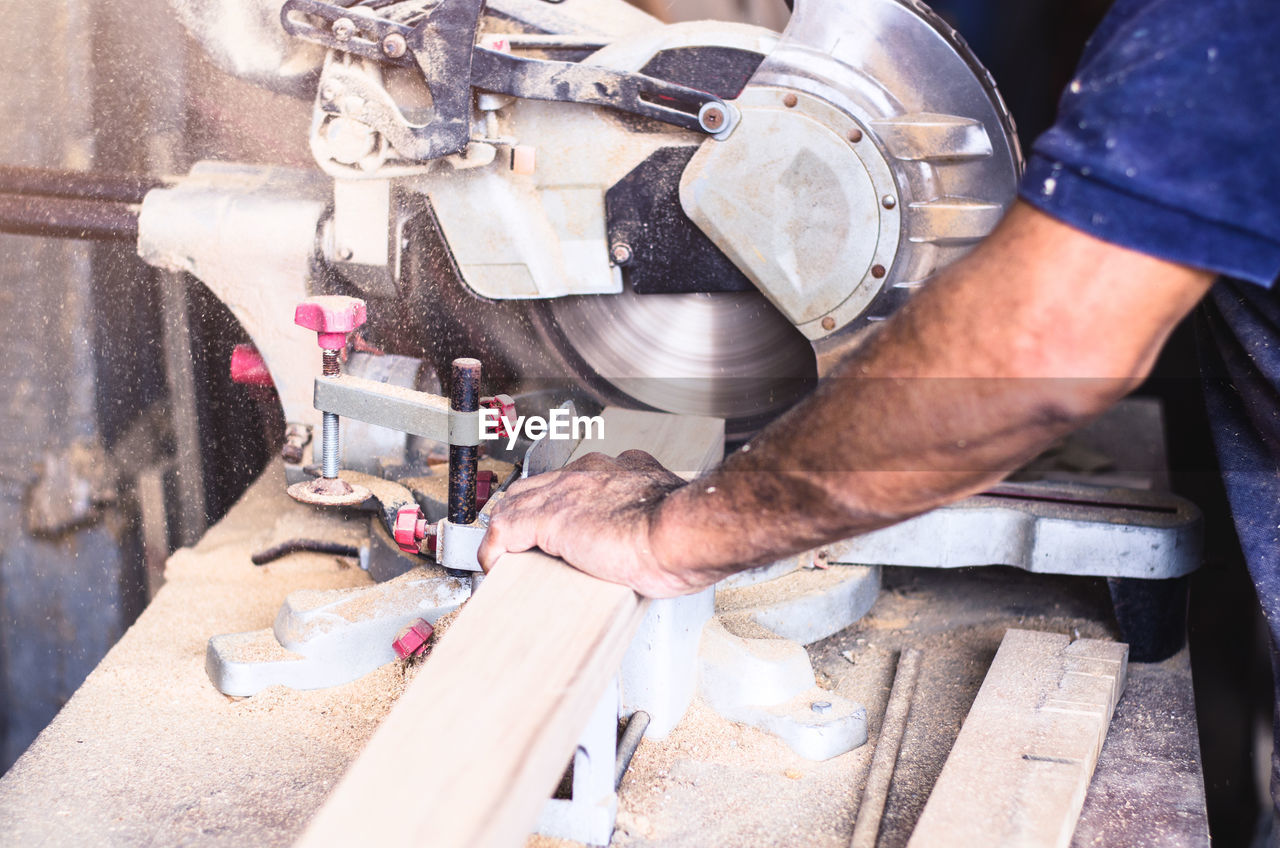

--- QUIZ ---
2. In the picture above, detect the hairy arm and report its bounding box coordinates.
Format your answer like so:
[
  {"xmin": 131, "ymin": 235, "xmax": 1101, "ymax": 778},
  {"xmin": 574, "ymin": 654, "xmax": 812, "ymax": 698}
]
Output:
[{"xmin": 478, "ymin": 203, "xmax": 1214, "ymax": 596}]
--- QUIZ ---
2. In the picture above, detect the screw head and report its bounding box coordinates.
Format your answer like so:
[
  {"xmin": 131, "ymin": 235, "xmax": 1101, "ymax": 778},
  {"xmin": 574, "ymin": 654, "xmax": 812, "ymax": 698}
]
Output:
[
  {"xmin": 811, "ymin": 700, "xmax": 833, "ymax": 715},
  {"xmin": 332, "ymin": 17, "xmax": 355, "ymax": 41},
  {"xmin": 783, "ymin": 92, "xmax": 798, "ymax": 108},
  {"xmin": 848, "ymin": 128, "xmax": 863, "ymax": 143},
  {"xmin": 821, "ymin": 316, "xmax": 836, "ymax": 331},
  {"xmin": 881, "ymin": 194, "xmax": 897, "ymax": 210},
  {"xmin": 382, "ymin": 32, "xmax": 408, "ymax": 59},
  {"xmin": 699, "ymin": 105, "xmax": 725, "ymax": 132},
  {"xmin": 871, "ymin": 264, "xmax": 887, "ymax": 279},
  {"xmin": 611, "ymin": 243, "xmax": 633, "ymax": 265}
]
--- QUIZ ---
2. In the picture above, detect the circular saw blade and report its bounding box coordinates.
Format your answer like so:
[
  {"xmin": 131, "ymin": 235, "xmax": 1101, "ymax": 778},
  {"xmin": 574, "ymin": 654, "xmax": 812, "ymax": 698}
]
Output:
[{"xmin": 540, "ymin": 287, "xmax": 816, "ymax": 438}]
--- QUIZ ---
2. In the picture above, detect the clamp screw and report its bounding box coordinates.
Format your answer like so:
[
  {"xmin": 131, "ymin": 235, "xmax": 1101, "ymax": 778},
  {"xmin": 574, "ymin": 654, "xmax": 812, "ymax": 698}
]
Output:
[
  {"xmin": 289, "ymin": 296, "xmax": 369, "ymax": 506},
  {"xmin": 611, "ymin": 242, "xmax": 633, "ymax": 265},
  {"xmin": 382, "ymin": 32, "xmax": 408, "ymax": 59},
  {"xmin": 332, "ymin": 17, "xmax": 356, "ymax": 41}
]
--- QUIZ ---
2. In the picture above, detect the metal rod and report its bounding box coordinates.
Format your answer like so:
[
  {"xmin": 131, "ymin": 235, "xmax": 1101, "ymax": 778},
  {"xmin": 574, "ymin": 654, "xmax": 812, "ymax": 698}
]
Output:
[
  {"xmin": 448, "ymin": 357, "xmax": 481, "ymax": 525},
  {"xmin": 0, "ymin": 192, "xmax": 138, "ymax": 240},
  {"xmin": 251, "ymin": 539, "xmax": 362, "ymax": 565},
  {"xmin": 850, "ymin": 648, "xmax": 923, "ymax": 848},
  {"xmin": 321, "ymin": 349, "xmax": 343, "ymax": 480},
  {"xmin": 613, "ymin": 710, "xmax": 651, "ymax": 791},
  {"xmin": 0, "ymin": 165, "xmax": 166, "ymax": 204}
]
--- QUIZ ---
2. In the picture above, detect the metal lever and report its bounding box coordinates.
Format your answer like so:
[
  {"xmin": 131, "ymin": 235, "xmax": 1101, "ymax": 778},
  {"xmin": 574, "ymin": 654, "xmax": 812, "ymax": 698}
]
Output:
[{"xmin": 281, "ymin": 0, "xmax": 734, "ymax": 159}]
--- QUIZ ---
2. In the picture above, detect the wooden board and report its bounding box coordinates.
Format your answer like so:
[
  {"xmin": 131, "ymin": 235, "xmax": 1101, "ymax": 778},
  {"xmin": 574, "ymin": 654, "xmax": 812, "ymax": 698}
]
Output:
[
  {"xmin": 568, "ymin": 407, "xmax": 725, "ymax": 480},
  {"xmin": 907, "ymin": 629, "xmax": 1128, "ymax": 848},
  {"xmin": 295, "ymin": 409, "xmax": 724, "ymax": 848}
]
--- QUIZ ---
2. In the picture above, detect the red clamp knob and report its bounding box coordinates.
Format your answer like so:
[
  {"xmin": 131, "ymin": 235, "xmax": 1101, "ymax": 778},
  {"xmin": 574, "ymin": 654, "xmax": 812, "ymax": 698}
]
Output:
[
  {"xmin": 393, "ymin": 504, "xmax": 431, "ymax": 554},
  {"xmin": 229, "ymin": 343, "xmax": 274, "ymax": 388},
  {"xmin": 392, "ymin": 618, "xmax": 434, "ymax": 660},
  {"xmin": 294, "ymin": 295, "xmax": 367, "ymax": 350},
  {"xmin": 481, "ymin": 394, "xmax": 516, "ymax": 439}
]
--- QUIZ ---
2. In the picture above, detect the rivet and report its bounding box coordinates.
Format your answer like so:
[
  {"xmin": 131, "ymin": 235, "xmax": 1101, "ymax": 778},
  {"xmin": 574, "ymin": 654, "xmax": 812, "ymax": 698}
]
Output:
[
  {"xmin": 848, "ymin": 128, "xmax": 863, "ymax": 143},
  {"xmin": 382, "ymin": 33, "xmax": 408, "ymax": 59},
  {"xmin": 332, "ymin": 17, "xmax": 355, "ymax": 41},
  {"xmin": 821, "ymin": 316, "xmax": 836, "ymax": 331},
  {"xmin": 783, "ymin": 93, "xmax": 798, "ymax": 108},
  {"xmin": 881, "ymin": 195, "xmax": 897, "ymax": 210},
  {"xmin": 871, "ymin": 264, "xmax": 886, "ymax": 279}
]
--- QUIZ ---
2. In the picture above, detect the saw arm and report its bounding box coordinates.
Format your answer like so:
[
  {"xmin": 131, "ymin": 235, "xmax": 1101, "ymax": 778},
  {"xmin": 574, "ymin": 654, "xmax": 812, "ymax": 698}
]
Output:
[{"xmin": 280, "ymin": 0, "xmax": 734, "ymax": 163}]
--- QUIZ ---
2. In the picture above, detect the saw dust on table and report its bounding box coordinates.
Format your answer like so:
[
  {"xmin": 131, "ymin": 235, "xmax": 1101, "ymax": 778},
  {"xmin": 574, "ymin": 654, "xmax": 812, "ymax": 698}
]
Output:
[{"xmin": 0, "ymin": 465, "xmax": 424, "ymax": 846}]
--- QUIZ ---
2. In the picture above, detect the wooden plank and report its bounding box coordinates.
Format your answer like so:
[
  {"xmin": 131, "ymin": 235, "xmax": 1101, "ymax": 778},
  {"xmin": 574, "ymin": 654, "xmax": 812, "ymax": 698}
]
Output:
[
  {"xmin": 296, "ymin": 409, "xmax": 724, "ymax": 848},
  {"xmin": 907, "ymin": 629, "xmax": 1128, "ymax": 848},
  {"xmin": 568, "ymin": 407, "xmax": 725, "ymax": 480}
]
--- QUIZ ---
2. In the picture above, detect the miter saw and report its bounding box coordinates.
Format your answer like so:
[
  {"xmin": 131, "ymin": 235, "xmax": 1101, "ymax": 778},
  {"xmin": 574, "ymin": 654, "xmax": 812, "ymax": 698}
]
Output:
[
  {"xmin": 127, "ymin": 1, "xmax": 1200, "ymax": 843},
  {"xmin": 143, "ymin": 0, "xmax": 1022, "ymax": 451}
]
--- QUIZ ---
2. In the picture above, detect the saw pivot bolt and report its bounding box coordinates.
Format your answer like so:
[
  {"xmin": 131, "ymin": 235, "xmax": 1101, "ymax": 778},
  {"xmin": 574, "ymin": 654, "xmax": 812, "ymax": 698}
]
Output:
[
  {"xmin": 393, "ymin": 504, "xmax": 432, "ymax": 554},
  {"xmin": 288, "ymin": 295, "xmax": 373, "ymax": 507}
]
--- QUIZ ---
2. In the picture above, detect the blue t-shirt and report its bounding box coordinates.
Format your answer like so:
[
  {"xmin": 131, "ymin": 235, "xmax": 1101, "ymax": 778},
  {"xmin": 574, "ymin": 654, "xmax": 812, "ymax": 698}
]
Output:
[
  {"xmin": 1017, "ymin": 0, "xmax": 1280, "ymax": 648},
  {"xmin": 1022, "ymin": 0, "xmax": 1280, "ymax": 284}
]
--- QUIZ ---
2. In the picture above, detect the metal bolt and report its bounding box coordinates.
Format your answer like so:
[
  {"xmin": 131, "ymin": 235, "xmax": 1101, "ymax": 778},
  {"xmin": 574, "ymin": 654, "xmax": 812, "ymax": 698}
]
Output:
[
  {"xmin": 811, "ymin": 701, "xmax": 832, "ymax": 715},
  {"xmin": 881, "ymin": 194, "xmax": 897, "ymax": 210},
  {"xmin": 611, "ymin": 243, "xmax": 633, "ymax": 265},
  {"xmin": 699, "ymin": 105, "xmax": 725, "ymax": 132},
  {"xmin": 332, "ymin": 17, "xmax": 356, "ymax": 41},
  {"xmin": 848, "ymin": 128, "xmax": 863, "ymax": 143},
  {"xmin": 382, "ymin": 32, "xmax": 408, "ymax": 59},
  {"xmin": 871, "ymin": 264, "xmax": 887, "ymax": 279},
  {"xmin": 821, "ymin": 316, "xmax": 836, "ymax": 332},
  {"xmin": 783, "ymin": 92, "xmax": 798, "ymax": 108},
  {"xmin": 293, "ymin": 296, "xmax": 367, "ymax": 482}
]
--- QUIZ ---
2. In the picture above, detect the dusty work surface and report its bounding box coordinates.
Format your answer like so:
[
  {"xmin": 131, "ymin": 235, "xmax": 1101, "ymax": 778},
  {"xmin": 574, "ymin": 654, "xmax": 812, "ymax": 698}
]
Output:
[
  {"xmin": 602, "ymin": 567, "xmax": 1208, "ymax": 848},
  {"xmin": 0, "ymin": 465, "xmax": 410, "ymax": 846},
  {"xmin": 0, "ymin": 466, "xmax": 1207, "ymax": 847}
]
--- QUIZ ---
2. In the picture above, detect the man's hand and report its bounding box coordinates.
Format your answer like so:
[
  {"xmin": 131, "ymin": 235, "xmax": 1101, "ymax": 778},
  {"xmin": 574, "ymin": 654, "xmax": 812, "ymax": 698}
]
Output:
[{"xmin": 477, "ymin": 450, "xmax": 704, "ymax": 598}]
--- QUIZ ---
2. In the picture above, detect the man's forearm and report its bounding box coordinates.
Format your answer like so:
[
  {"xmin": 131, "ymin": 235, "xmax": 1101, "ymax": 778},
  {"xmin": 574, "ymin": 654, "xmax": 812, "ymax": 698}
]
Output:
[{"xmin": 648, "ymin": 203, "xmax": 1213, "ymax": 589}]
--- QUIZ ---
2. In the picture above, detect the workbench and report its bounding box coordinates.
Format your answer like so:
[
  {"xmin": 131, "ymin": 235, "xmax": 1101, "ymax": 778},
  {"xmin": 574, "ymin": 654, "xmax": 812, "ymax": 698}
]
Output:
[{"xmin": 0, "ymin": 464, "xmax": 1209, "ymax": 847}]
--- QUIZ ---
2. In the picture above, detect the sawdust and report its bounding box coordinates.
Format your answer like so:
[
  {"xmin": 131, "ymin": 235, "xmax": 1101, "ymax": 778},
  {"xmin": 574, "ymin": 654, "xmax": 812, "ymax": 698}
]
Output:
[
  {"xmin": 0, "ymin": 465, "xmax": 1188, "ymax": 847},
  {"xmin": 601, "ymin": 566, "xmax": 1125, "ymax": 848},
  {"xmin": 715, "ymin": 563, "xmax": 863, "ymax": 615},
  {"xmin": 430, "ymin": 602, "xmax": 466, "ymax": 644}
]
